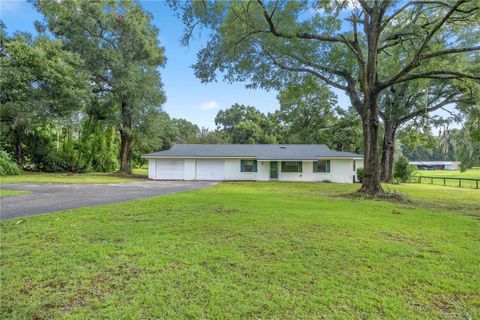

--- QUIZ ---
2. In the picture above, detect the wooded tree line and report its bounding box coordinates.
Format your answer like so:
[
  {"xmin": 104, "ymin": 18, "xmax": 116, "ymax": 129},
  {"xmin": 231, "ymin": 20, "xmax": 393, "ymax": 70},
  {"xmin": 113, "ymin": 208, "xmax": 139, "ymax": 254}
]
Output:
[{"xmin": 1, "ymin": 0, "xmax": 479, "ymax": 195}]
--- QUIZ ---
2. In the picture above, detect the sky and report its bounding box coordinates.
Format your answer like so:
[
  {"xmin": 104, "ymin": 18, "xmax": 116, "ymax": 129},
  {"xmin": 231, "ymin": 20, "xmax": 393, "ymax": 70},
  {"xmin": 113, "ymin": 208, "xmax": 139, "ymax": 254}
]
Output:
[{"xmin": 0, "ymin": 0, "xmax": 352, "ymax": 129}]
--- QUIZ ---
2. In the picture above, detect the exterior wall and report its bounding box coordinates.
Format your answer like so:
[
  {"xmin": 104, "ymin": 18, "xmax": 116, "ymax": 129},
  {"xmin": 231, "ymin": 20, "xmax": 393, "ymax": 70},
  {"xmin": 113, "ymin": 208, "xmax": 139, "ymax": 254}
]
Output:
[
  {"xmin": 275, "ymin": 160, "xmax": 356, "ymax": 183},
  {"xmin": 278, "ymin": 161, "xmax": 315, "ymax": 182},
  {"xmin": 224, "ymin": 159, "xmax": 257, "ymax": 180},
  {"xmin": 148, "ymin": 158, "xmax": 362, "ymax": 183},
  {"xmin": 148, "ymin": 159, "xmax": 156, "ymax": 179},
  {"xmin": 328, "ymin": 159, "xmax": 355, "ymax": 183},
  {"xmin": 257, "ymin": 161, "xmax": 270, "ymax": 181},
  {"xmin": 184, "ymin": 159, "xmax": 196, "ymax": 180}
]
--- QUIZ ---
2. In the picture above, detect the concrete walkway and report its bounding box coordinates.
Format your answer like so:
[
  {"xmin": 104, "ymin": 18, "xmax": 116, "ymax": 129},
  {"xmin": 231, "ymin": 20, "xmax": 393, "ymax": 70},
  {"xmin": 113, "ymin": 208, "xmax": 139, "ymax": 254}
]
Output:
[{"xmin": 0, "ymin": 181, "xmax": 216, "ymax": 220}]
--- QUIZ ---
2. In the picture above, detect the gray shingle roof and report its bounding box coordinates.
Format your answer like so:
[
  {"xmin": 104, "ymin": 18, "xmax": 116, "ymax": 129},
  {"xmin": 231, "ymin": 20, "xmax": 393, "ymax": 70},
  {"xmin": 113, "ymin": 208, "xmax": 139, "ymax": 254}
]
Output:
[{"xmin": 143, "ymin": 144, "xmax": 363, "ymax": 160}]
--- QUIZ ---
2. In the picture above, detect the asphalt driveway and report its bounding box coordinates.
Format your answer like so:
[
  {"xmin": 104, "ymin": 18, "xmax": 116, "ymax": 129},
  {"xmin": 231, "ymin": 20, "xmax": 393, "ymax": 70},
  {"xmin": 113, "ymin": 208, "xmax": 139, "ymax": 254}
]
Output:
[{"xmin": 0, "ymin": 181, "xmax": 217, "ymax": 220}]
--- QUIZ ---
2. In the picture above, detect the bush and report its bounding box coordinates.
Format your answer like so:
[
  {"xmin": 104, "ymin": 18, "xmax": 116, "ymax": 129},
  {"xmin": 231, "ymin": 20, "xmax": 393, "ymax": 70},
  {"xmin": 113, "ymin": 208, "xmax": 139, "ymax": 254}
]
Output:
[
  {"xmin": 393, "ymin": 156, "xmax": 414, "ymax": 183},
  {"xmin": 0, "ymin": 151, "xmax": 21, "ymax": 176},
  {"xmin": 356, "ymin": 168, "xmax": 364, "ymax": 182}
]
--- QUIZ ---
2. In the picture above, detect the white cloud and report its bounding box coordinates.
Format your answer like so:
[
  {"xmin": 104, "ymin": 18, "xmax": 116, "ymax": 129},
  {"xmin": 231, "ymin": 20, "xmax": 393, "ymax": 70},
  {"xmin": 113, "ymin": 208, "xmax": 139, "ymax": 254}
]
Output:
[{"xmin": 196, "ymin": 100, "xmax": 219, "ymax": 110}]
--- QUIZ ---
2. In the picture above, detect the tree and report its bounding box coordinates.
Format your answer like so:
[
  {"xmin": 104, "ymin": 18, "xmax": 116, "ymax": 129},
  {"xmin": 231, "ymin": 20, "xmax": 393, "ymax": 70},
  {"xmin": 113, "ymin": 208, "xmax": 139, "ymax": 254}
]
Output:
[
  {"xmin": 275, "ymin": 77, "xmax": 337, "ymax": 143},
  {"xmin": 170, "ymin": 0, "xmax": 480, "ymax": 195},
  {"xmin": 379, "ymin": 79, "xmax": 475, "ymax": 182},
  {"xmin": 215, "ymin": 103, "xmax": 277, "ymax": 143},
  {"xmin": 274, "ymin": 77, "xmax": 363, "ymax": 152},
  {"xmin": 35, "ymin": 0, "xmax": 166, "ymax": 173},
  {"xmin": 0, "ymin": 27, "xmax": 89, "ymax": 166}
]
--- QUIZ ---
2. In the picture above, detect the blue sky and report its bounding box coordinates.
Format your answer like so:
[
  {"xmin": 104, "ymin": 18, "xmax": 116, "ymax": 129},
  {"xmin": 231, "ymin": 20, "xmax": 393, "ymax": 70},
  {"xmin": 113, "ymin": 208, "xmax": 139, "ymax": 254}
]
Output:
[{"xmin": 0, "ymin": 0, "xmax": 350, "ymax": 129}]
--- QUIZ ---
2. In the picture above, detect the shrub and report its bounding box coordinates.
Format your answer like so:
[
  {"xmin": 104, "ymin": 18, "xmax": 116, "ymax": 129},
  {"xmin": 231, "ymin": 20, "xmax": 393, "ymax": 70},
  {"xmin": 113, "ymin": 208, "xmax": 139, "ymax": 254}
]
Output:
[
  {"xmin": 0, "ymin": 151, "xmax": 21, "ymax": 176},
  {"xmin": 322, "ymin": 179, "xmax": 332, "ymax": 183},
  {"xmin": 393, "ymin": 156, "xmax": 414, "ymax": 183},
  {"xmin": 356, "ymin": 168, "xmax": 364, "ymax": 182}
]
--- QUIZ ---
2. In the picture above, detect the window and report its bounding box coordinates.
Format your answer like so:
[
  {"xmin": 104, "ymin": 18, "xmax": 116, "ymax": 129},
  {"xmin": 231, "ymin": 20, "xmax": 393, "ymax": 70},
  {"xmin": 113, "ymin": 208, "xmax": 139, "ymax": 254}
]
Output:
[
  {"xmin": 240, "ymin": 160, "xmax": 257, "ymax": 172},
  {"xmin": 353, "ymin": 160, "xmax": 356, "ymax": 171},
  {"xmin": 281, "ymin": 161, "xmax": 303, "ymax": 173},
  {"xmin": 314, "ymin": 160, "xmax": 330, "ymax": 173}
]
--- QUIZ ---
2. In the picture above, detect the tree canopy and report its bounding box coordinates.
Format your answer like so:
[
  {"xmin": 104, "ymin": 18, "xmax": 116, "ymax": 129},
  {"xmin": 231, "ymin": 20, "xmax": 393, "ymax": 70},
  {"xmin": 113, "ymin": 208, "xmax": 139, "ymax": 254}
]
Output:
[{"xmin": 170, "ymin": 0, "xmax": 480, "ymax": 195}]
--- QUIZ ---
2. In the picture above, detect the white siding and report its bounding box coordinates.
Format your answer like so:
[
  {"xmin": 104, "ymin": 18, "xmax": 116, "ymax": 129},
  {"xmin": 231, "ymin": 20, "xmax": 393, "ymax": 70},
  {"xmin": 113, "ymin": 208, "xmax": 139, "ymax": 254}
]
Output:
[
  {"xmin": 148, "ymin": 159, "xmax": 156, "ymax": 179},
  {"xmin": 278, "ymin": 161, "xmax": 315, "ymax": 182},
  {"xmin": 328, "ymin": 159, "xmax": 355, "ymax": 183},
  {"xmin": 155, "ymin": 159, "xmax": 184, "ymax": 180},
  {"xmin": 257, "ymin": 161, "xmax": 270, "ymax": 181},
  {"xmin": 224, "ymin": 159, "xmax": 257, "ymax": 180},
  {"xmin": 184, "ymin": 159, "xmax": 196, "ymax": 180},
  {"xmin": 195, "ymin": 159, "xmax": 225, "ymax": 180}
]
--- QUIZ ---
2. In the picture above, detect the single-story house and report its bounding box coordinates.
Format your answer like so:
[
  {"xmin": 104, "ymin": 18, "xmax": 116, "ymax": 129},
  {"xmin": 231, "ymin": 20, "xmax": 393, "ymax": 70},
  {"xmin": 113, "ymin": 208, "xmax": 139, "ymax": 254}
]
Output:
[
  {"xmin": 409, "ymin": 161, "xmax": 458, "ymax": 170},
  {"xmin": 143, "ymin": 144, "xmax": 363, "ymax": 183}
]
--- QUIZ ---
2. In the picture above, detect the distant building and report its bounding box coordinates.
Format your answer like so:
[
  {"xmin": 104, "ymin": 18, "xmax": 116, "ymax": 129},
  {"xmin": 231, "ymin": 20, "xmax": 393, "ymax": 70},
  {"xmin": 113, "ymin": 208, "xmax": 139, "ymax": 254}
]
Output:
[{"xmin": 409, "ymin": 161, "xmax": 458, "ymax": 170}]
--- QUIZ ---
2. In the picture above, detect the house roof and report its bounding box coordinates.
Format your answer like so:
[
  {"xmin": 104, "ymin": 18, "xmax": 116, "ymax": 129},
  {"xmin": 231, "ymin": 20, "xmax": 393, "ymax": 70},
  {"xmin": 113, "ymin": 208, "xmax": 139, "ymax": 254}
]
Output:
[{"xmin": 143, "ymin": 144, "xmax": 363, "ymax": 160}]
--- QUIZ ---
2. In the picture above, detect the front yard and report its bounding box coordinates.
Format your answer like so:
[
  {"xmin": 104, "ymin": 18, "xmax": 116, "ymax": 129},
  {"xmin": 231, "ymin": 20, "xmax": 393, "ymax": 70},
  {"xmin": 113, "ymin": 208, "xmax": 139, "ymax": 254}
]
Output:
[
  {"xmin": 0, "ymin": 172, "xmax": 144, "ymax": 184},
  {"xmin": 1, "ymin": 182, "xmax": 479, "ymax": 319}
]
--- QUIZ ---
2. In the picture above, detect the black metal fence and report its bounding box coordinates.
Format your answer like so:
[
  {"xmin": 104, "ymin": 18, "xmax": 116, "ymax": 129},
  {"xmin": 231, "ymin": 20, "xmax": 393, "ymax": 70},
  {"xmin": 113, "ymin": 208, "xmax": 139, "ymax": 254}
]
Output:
[{"xmin": 411, "ymin": 176, "xmax": 480, "ymax": 189}]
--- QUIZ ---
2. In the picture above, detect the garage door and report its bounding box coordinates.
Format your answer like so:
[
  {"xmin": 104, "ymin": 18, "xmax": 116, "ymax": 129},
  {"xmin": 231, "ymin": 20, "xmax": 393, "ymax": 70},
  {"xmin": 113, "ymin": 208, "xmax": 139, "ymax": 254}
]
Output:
[
  {"xmin": 195, "ymin": 159, "xmax": 225, "ymax": 180},
  {"xmin": 155, "ymin": 159, "xmax": 184, "ymax": 180}
]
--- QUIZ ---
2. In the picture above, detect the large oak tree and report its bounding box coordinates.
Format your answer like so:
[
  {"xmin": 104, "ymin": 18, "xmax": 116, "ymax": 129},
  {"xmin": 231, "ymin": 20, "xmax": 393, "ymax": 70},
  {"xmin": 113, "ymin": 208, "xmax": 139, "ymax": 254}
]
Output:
[
  {"xmin": 170, "ymin": 0, "xmax": 480, "ymax": 195},
  {"xmin": 35, "ymin": 0, "xmax": 166, "ymax": 173}
]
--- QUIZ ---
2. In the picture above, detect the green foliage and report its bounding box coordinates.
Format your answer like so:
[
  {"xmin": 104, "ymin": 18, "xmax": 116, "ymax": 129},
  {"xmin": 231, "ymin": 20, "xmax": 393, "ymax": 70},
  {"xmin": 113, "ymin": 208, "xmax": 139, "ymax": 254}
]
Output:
[
  {"xmin": 35, "ymin": 0, "xmax": 166, "ymax": 173},
  {"xmin": 393, "ymin": 157, "xmax": 414, "ymax": 183},
  {"xmin": 0, "ymin": 28, "xmax": 90, "ymax": 168},
  {"xmin": 0, "ymin": 151, "xmax": 21, "ymax": 176},
  {"xmin": 215, "ymin": 103, "xmax": 277, "ymax": 144},
  {"xmin": 356, "ymin": 168, "xmax": 364, "ymax": 183}
]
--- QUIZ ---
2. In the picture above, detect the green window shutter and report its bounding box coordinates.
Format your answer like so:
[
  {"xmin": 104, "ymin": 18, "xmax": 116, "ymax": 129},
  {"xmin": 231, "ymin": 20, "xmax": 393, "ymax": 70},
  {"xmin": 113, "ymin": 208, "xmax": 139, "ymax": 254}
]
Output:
[
  {"xmin": 281, "ymin": 161, "xmax": 286, "ymax": 172},
  {"xmin": 298, "ymin": 161, "xmax": 303, "ymax": 172},
  {"xmin": 313, "ymin": 161, "xmax": 318, "ymax": 173},
  {"xmin": 253, "ymin": 160, "xmax": 257, "ymax": 172},
  {"xmin": 240, "ymin": 160, "xmax": 245, "ymax": 172},
  {"xmin": 326, "ymin": 160, "xmax": 331, "ymax": 173}
]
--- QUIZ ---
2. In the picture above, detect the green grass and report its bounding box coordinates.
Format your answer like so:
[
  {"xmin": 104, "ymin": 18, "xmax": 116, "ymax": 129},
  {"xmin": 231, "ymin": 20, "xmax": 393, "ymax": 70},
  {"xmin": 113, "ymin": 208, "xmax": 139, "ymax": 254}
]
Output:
[
  {"xmin": 132, "ymin": 167, "xmax": 148, "ymax": 177},
  {"xmin": 1, "ymin": 182, "xmax": 479, "ymax": 319},
  {"xmin": 0, "ymin": 172, "xmax": 142, "ymax": 184},
  {"xmin": 415, "ymin": 169, "xmax": 480, "ymax": 179},
  {"xmin": 0, "ymin": 189, "xmax": 30, "ymax": 197},
  {"xmin": 413, "ymin": 169, "xmax": 480, "ymax": 189}
]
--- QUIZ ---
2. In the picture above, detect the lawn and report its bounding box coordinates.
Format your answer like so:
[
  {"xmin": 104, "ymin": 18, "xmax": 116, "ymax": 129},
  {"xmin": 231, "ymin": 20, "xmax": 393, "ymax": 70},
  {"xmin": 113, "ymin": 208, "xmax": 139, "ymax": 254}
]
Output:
[
  {"xmin": 1, "ymin": 182, "xmax": 479, "ymax": 319},
  {"xmin": 0, "ymin": 189, "xmax": 30, "ymax": 197},
  {"xmin": 414, "ymin": 168, "xmax": 480, "ymax": 179},
  {"xmin": 0, "ymin": 172, "xmax": 143, "ymax": 184},
  {"xmin": 413, "ymin": 169, "xmax": 480, "ymax": 189}
]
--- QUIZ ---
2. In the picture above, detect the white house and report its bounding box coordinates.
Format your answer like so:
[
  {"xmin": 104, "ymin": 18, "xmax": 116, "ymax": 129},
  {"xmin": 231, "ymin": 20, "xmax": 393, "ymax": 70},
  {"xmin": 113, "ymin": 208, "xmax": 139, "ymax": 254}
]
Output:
[{"xmin": 143, "ymin": 144, "xmax": 363, "ymax": 184}]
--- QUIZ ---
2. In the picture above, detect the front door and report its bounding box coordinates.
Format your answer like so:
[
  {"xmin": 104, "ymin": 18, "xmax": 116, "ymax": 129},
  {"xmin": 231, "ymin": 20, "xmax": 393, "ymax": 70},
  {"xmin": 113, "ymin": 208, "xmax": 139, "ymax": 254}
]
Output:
[{"xmin": 270, "ymin": 161, "xmax": 278, "ymax": 179}]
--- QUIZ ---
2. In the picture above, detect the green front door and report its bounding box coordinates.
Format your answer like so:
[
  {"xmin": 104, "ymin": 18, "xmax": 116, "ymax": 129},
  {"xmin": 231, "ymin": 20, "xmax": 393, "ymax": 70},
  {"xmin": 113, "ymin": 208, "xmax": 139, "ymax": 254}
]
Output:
[{"xmin": 270, "ymin": 161, "xmax": 278, "ymax": 179}]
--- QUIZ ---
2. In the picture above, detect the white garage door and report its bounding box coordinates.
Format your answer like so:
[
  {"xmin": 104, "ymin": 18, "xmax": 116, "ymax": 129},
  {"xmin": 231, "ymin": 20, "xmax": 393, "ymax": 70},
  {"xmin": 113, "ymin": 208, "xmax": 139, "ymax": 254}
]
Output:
[
  {"xmin": 195, "ymin": 159, "xmax": 225, "ymax": 180},
  {"xmin": 155, "ymin": 159, "xmax": 184, "ymax": 180}
]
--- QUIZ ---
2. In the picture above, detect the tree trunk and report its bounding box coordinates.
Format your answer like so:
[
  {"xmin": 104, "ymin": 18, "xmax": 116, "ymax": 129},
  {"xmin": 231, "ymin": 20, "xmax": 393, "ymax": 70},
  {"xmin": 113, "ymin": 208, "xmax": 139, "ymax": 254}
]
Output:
[
  {"xmin": 14, "ymin": 129, "xmax": 23, "ymax": 166},
  {"xmin": 119, "ymin": 100, "xmax": 132, "ymax": 174},
  {"xmin": 380, "ymin": 122, "xmax": 396, "ymax": 182},
  {"xmin": 359, "ymin": 100, "xmax": 383, "ymax": 196}
]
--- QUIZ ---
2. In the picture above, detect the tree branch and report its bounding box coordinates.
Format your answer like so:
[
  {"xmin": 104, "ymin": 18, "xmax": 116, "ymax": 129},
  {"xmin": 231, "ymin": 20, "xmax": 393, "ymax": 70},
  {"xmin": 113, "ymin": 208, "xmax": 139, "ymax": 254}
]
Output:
[
  {"xmin": 263, "ymin": 51, "xmax": 348, "ymax": 91},
  {"xmin": 256, "ymin": 0, "xmax": 345, "ymax": 43},
  {"xmin": 379, "ymin": 0, "xmax": 470, "ymax": 89},
  {"xmin": 392, "ymin": 71, "xmax": 480, "ymax": 84},
  {"xmin": 420, "ymin": 46, "xmax": 480, "ymax": 60}
]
